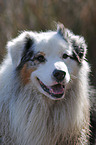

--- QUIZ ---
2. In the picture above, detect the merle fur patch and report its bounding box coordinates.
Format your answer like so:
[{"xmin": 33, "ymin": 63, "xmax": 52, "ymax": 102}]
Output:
[
  {"xmin": 72, "ymin": 42, "xmax": 84, "ymax": 63},
  {"xmin": 16, "ymin": 36, "xmax": 34, "ymax": 70},
  {"xmin": 71, "ymin": 40, "xmax": 86, "ymax": 63}
]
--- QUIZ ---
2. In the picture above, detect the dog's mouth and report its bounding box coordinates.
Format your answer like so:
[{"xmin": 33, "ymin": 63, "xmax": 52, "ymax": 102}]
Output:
[{"xmin": 37, "ymin": 78, "xmax": 65, "ymax": 99}]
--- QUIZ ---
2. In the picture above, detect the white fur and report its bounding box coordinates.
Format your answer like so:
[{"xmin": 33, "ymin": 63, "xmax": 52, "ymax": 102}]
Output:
[{"xmin": 0, "ymin": 29, "xmax": 90, "ymax": 145}]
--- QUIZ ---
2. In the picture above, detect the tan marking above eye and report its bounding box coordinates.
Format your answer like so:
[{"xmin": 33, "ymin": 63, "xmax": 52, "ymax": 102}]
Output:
[
  {"xmin": 35, "ymin": 52, "xmax": 45, "ymax": 57},
  {"xmin": 20, "ymin": 64, "xmax": 36, "ymax": 85}
]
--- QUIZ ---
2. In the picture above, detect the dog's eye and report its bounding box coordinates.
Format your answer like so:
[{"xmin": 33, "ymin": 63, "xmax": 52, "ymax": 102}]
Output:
[
  {"xmin": 62, "ymin": 53, "xmax": 69, "ymax": 59},
  {"xmin": 36, "ymin": 55, "xmax": 45, "ymax": 62}
]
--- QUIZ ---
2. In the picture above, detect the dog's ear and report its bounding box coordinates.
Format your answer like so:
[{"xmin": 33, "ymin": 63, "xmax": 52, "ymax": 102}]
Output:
[
  {"xmin": 57, "ymin": 23, "xmax": 68, "ymax": 42},
  {"xmin": 71, "ymin": 36, "xmax": 87, "ymax": 63},
  {"xmin": 57, "ymin": 23, "xmax": 87, "ymax": 63},
  {"xmin": 7, "ymin": 32, "xmax": 34, "ymax": 68},
  {"xmin": 57, "ymin": 23, "xmax": 65, "ymax": 37}
]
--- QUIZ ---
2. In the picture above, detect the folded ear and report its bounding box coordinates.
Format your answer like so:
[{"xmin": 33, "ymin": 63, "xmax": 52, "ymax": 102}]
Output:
[
  {"xmin": 71, "ymin": 36, "xmax": 87, "ymax": 63},
  {"xmin": 7, "ymin": 32, "xmax": 34, "ymax": 68}
]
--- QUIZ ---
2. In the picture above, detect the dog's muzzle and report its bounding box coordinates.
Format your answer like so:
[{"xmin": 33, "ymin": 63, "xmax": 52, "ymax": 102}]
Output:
[{"xmin": 37, "ymin": 77, "xmax": 65, "ymax": 100}]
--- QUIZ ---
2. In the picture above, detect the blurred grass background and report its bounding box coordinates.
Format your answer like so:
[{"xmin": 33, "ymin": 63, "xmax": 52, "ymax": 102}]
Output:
[{"xmin": 0, "ymin": 0, "xmax": 96, "ymax": 87}]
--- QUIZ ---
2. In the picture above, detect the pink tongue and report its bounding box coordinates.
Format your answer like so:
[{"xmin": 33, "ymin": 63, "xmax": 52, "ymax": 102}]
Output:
[{"xmin": 49, "ymin": 84, "xmax": 64, "ymax": 94}]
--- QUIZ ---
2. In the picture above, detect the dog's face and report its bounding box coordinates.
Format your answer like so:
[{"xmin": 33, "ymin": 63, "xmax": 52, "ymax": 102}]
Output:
[{"xmin": 8, "ymin": 24, "xmax": 87, "ymax": 100}]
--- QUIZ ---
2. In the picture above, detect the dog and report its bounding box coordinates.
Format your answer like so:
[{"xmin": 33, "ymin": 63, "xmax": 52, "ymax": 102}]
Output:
[{"xmin": 0, "ymin": 23, "xmax": 91, "ymax": 144}]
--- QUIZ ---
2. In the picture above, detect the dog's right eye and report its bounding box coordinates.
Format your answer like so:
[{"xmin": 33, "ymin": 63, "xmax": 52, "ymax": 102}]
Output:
[{"xmin": 36, "ymin": 55, "xmax": 46, "ymax": 63}]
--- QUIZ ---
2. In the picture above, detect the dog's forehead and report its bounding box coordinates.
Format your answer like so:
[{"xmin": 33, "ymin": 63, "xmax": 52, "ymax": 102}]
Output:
[{"xmin": 34, "ymin": 32, "xmax": 71, "ymax": 55}]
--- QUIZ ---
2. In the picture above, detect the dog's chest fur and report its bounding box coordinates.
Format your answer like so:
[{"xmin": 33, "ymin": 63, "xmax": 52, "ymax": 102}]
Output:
[{"xmin": 5, "ymin": 80, "xmax": 89, "ymax": 145}]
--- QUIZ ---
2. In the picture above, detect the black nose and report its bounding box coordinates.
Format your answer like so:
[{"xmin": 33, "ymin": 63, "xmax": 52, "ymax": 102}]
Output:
[{"xmin": 53, "ymin": 69, "xmax": 66, "ymax": 82}]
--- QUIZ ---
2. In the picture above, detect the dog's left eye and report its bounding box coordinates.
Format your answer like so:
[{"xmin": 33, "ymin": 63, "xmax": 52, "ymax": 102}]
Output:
[
  {"xmin": 36, "ymin": 55, "xmax": 46, "ymax": 62},
  {"xmin": 62, "ymin": 53, "xmax": 69, "ymax": 59}
]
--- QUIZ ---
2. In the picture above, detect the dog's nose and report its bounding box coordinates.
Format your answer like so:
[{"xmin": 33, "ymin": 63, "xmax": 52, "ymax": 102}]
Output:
[{"xmin": 53, "ymin": 69, "xmax": 66, "ymax": 82}]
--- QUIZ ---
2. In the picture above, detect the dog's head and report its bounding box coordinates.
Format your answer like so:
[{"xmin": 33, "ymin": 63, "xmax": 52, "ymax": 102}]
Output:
[{"xmin": 7, "ymin": 24, "xmax": 87, "ymax": 100}]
